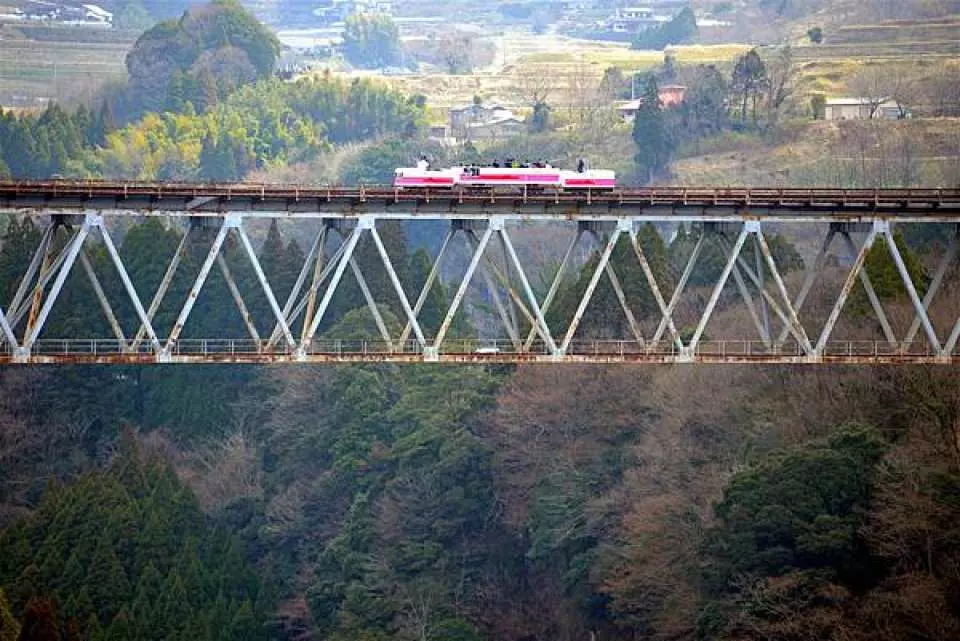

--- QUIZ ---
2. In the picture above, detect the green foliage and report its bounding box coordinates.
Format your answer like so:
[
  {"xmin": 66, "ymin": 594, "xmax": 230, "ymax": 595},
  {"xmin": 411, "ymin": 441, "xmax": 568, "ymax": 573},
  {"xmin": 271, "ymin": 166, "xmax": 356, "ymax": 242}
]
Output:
[
  {"xmin": 125, "ymin": 0, "xmax": 280, "ymax": 117},
  {"xmin": 807, "ymin": 26, "xmax": 824, "ymax": 43},
  {"xmin": 114, "ymin": 1, "xmax": 154, "ymax": 30},
  {"xmin": 702, "ymin": 424, "xmax": 888, "ymax": 591},
  {"xmin": 810, "ymin": 94, "xmax": 826, "ymax": 119},
  {"xmin": 0, "ymin": 437, "xmax": 270, "ymax": 640},
  {"xmin": 631, "ymin": 7, "xmax": 697, "ymax": 51},
  {"xmin": 732, "ymin": 49, "xmax": 767, "ymax": 124},
  {"xmin": 549, "ymin": 224, "xmax": 673, "ymax": 339},
  {"xmin": 632, "ymin": 75, "xmax": 672, "ymax": 182},
  {"xmin": 530, "ymin": 101, "xmax": 551, "ymax": 133},
  {"xmin": 342, "ymin": 13, "xmax": 402, "ymax": 69},
  {"xmin": 851, "ymin": 231, "xmax": 927, "ymax": 317}
]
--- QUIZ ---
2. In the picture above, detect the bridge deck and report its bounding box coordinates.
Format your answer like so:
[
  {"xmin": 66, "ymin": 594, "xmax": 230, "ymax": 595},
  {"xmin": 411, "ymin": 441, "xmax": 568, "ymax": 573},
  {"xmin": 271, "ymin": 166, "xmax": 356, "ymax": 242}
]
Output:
[{"xmin": 2, "ymin": 181, "xmax": 960, "ymax": 221}]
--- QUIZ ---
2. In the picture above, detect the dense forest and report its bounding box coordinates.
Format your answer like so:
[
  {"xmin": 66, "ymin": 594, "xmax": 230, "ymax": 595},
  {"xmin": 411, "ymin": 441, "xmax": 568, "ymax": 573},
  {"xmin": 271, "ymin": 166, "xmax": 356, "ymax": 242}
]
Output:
[{"xmin": 2, "ymin": 2, "xmax": 960, "ymax": 641}]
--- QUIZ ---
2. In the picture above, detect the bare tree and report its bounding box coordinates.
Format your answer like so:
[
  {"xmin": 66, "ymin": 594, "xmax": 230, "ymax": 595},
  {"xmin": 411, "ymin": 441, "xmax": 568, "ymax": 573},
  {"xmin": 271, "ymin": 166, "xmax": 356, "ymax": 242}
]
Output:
[
  {"xmin": 849, "ymin": 65, "xmax": 915, "ymax": 118},
  {"xmin": 764, "ymin": 45, "xmax": 797, "ymax": 123}
]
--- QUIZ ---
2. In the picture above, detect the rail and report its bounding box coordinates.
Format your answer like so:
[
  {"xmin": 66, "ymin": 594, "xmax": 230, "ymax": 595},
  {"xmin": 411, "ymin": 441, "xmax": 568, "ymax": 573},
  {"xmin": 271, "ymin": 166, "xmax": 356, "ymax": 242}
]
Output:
[{"xmin": 1, "ymin": 180, "xmax": 959, "ymax": 216}]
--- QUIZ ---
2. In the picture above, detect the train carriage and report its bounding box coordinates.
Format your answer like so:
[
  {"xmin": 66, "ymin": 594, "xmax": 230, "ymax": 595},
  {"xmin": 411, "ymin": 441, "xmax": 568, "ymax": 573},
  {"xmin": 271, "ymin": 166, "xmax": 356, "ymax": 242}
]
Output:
[{"xmin": 393, "ymin": 165, "xmax": 616, "ymax": 190}]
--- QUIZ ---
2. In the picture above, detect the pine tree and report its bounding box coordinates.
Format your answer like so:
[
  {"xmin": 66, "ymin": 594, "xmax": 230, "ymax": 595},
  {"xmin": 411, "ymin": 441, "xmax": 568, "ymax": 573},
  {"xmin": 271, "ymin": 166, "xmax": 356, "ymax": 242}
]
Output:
[
  {"xmin": 229, "ymin": 599, "xmax": 259, "ymax": 641},
  {"xmin": 632, "ymin": 75, "xmax": 671, "ymax": 183},
  {"xmin": 85, "ymin": 536, "xmax": 130, "ymax": 622}
]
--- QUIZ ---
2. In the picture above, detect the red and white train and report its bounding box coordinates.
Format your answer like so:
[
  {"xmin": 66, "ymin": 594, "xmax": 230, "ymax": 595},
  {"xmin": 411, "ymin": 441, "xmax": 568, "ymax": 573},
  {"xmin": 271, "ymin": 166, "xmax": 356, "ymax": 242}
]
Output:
[{"xmin": 393, "ymin": 164, "xmax": 616, "ymax": 190}]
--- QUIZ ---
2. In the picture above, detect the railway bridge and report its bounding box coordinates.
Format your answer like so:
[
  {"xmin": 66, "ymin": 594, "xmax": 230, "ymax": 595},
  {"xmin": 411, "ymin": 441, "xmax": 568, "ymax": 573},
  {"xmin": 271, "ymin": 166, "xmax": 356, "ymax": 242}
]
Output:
[{"xmin": 0, "ymin": 180, "xmax": 959, "ymax": 365}]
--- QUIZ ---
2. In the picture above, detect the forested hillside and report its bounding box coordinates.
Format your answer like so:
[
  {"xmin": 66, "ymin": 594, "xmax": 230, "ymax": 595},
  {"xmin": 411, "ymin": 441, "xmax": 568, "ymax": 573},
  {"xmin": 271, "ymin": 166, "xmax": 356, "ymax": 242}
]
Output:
[{"xmin": 2, "ymin": 2, "xmax": 960, "ymax": 640}]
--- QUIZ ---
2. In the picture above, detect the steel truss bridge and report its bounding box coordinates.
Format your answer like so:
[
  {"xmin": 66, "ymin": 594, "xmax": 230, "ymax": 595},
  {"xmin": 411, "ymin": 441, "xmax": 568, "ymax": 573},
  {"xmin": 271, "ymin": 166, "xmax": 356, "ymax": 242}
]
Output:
[{"xmin": 1, "ymin": 181, "xmax": 959, "ymax": 365}]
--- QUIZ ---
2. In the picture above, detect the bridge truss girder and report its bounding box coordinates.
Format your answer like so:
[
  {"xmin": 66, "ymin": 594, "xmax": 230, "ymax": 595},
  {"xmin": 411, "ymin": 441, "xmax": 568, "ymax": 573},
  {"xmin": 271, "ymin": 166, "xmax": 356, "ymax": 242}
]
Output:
[{"xmin": 0, "ymin": 212, "xmax": 958, "ymax": 365}]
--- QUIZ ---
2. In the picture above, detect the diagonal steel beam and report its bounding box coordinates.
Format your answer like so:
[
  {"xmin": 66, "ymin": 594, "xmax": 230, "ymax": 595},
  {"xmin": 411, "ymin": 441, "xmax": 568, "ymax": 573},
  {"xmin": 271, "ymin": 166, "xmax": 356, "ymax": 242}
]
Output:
[
  {"xmin": 630, "ymin": 228, "xmax": 681, "ymax": 348},
  {"xmin": 370, "ymin": 224, "xmax": 427, "ymax": 350},
  {"xmin": 729, "ymin": 256, "xmax": 770, "ymax": 347},
  {"xmin": 132, "ymin": 224, "xmax": 190, "ymax": 349},
  {"xmin": 79, "ymin": 249, "xmax": 127, "ymax": 346},
  {"xmin": 96, "ymin": 219, "xmax": 162, "ymax": 354},
  {"xmin": 23, "ymin": 219, "xmax": 91, "ymax": 349},
  {"xmin": 725, "ymin": 242, "xmax": 811, "ymax": 353},
  {"xmin": 688, "ymin": 225, "xmax": 748, "ymax": 352},
  {"xmin": 499, "ymin": 226, "xmax": 559, "ymax": 355},
  {"xmin": 560, "ymin": 227, "xmax": 622, "ymax": 354},
  {"xmin": 498, "ymin": 231, "xmax": 520, "ymax": 342},
  {"xmin": 815, "ymin": 226, "xmax": 880, "ymax": 354},
  {"xmin": 466, "ymin": 229, "xmax": 521, "ymax": 349},
  {"xmin": 754, "ymin": 235, "xmax": 771, "ymax": 340},
  {"xmin": 24, "ymin": 223, "xmax": 60, "ymax": 336},
  {"xmin": 523, "ymin": 229, "xmax": 581, "ymax": 351},
  {"xmin": 754, "ymin": 227, "xmax": 814, "ymax": 354},
  {"xmin": 775, "ymin": 228, "xmax": 835, "ymax": 347},
  {"xmin": 349, "ymin": 255, "xmax": 394, "ymax": 350},
  {"xmin": 217, "ymin": 252, "xmax": 261, "ymax": 343},
  {"xmin": 0, "ymin": 306, "xmax": 15, "ymax": 349},
  {"xmin": 272, "ymin": 232, "xmax": 350, "ymax": 348},
  {"xmin": 841, "ymin": 231, "xmax": 896, "ymax": 346},
  {"xmin": 882, "ymin": 225, "xmax": 941, "ymax": 353},
  {"xmin": 604, "ymin": 261, "xmax": 645, "ymax": 345},
  {"xmin": 652, "ymin": 230, "xmax": 705, "ymax": 346},
  {"xmin": 237, "ymin": 224, "xmax": 296, "ymax": 350},
  {"xmin": 300, "ymin": 224, "xmax": 363, "ymax": 348},
  {"xmin": 400, "ymin": 227, "xmax": 454, "ymax": 344},
  {"xmin": 6, "ymin": 223, "xmax": 52, "ymax": 321},
  {"xmin": 434, "ymin": 224, "xmax": 494, "ymax": 351},
  {"xmin": 264, "ymin": 224, "xmax": 326, "ymax": 346},
  {"xmin": 946, "ymin": 316, "xmax": 960, "ymax": 356},
  {"xmin": 165, "ymin": 220, "xmax": 230, "ymax": 351},
  {"xmin": 11, "ymin": 229, "xmax": 76, "ymax": 331},
  {"xmin": 903, "ymin": 228, "xmax": 958, "ymax": 347}
]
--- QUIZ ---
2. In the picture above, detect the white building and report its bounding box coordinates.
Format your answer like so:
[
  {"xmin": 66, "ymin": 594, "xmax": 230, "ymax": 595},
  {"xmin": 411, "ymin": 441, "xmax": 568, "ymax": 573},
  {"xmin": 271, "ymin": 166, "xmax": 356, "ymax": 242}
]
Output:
[{"xmin": 824, "ymin": 97, "xmax": 906, "ymax": 120}]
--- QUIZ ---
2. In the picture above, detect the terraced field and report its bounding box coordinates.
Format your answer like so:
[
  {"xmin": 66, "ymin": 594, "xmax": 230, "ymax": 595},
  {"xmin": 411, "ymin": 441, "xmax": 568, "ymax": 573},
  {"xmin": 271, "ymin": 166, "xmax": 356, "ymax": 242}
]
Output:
[{"xmin": 0, "ymin": 25, "xmax": 134, "ymax": 108}]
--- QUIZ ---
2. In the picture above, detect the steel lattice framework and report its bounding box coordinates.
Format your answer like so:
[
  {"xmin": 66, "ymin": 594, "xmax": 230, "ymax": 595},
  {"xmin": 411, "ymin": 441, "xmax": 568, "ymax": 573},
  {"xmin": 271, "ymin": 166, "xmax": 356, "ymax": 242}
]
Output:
[{"xmin": 1, "ymin": 181, "xmax": 959, "ymax": 365}]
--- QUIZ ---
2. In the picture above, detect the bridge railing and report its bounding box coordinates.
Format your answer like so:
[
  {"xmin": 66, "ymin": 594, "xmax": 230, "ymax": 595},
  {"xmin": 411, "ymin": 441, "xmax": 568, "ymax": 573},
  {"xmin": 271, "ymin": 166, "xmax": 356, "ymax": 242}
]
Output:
[{"xmin": 1, "ymin": 338, "xmax": 948, "ymax": 360}]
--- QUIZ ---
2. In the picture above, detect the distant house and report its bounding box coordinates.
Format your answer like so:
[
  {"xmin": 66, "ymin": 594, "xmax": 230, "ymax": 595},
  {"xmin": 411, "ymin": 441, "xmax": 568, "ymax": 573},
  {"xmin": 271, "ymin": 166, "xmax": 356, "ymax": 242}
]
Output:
[
  {"xmin": 465, "ymin": 114, "xmax": 526, "ymax": 141},
  {"xmin": 450, "ymin": 102, "xmax": 523, "ymax": 141},
  {"xmin": 824, "ymin": 97, "xmax": 906, "ymax": 120},
  {"xmin": 616, "ymin": 84, "xmax": 687, "ymax": 122}
]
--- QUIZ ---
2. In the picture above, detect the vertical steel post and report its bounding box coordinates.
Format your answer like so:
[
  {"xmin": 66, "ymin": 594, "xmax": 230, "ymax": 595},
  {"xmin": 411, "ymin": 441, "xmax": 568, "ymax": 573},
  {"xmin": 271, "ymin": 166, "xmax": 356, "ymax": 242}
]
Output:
[
  {"xmin": 370, "ymin": 223, "xmax": 428, "ymax": 349},
  {"xmin": 815, "ymin": 226, "xmax": 879, "ymax": 355},
  {"xmin": 882, "ymin": 225, "xmax": 941, "ymax": 353},
  {"xmin": 237, "ymin": 224, "xmax": 297, "ymax": 350},
  {"xmin": 165, "ymin": 219, "xmax": 230, "ymax": 351},
  {"xmin": 688, "ymin": 225, "xmax": 748, "ymax": 353},
  {"xmin": 560, "ymin": 227, "xmax": 622, "ymax": 354},
  {"xmin": 434, "ymin": 224, "xmax": 494, "ymax": 352}
]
